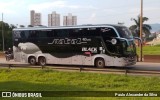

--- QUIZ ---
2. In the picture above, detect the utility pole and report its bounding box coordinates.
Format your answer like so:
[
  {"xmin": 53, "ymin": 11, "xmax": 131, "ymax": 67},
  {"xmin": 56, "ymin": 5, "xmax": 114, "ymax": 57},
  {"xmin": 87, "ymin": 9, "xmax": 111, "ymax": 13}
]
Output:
[
  {"xmin": 2, "ymin": 13, "xmax": 5, "ymax": 51},
  {"xmin": 140, "ymin": 0, "xmax": 143, "ymax": 61}
]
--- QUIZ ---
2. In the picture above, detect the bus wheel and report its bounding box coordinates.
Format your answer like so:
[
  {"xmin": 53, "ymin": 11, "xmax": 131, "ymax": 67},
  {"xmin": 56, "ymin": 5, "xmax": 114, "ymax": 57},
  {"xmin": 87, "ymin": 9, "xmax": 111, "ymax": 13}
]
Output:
[
  {"xmin": 38, "ymin": 57, "xmax": 46, "ymax": 66},
  {"xmin": 29, "ymin": 56, "xmax": 36, "ymax": 65},
  {"xmin": 95, "ymin": 58, "xmax": 105, "ymax": 68}
]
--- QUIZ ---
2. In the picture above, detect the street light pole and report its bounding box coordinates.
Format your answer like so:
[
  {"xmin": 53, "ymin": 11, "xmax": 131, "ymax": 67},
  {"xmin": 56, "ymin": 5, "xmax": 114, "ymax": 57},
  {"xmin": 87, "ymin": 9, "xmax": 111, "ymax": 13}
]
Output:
[
  {"xmin": 2, "ymin": 13, "xmax": 4, "ymax": 52},
  {"xmin": 140, "ymin": 0, "xmax": 143, "ymax": 61}
]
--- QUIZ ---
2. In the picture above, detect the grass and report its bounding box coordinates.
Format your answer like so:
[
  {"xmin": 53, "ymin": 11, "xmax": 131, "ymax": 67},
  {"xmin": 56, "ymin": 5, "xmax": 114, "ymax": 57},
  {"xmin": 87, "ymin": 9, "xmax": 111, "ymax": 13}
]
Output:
[
  {"xmin": 137, "ymin": 45, "xmax": 160, "ymax": 55},
  {"xmin": 0, "ymin": 68, "xmax": 160, "ymax": 100}
]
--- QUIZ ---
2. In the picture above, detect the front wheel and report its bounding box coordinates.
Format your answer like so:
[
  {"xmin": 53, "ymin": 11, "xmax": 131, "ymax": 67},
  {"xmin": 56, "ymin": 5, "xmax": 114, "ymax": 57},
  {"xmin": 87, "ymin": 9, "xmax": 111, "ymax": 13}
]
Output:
[
  {"xmin": 38, "ymin": 57, "xmax": 46, "ymax": 66},
  {"xmin": 95, "ymin": 58, "xmax": 105, "ymax": 68}
]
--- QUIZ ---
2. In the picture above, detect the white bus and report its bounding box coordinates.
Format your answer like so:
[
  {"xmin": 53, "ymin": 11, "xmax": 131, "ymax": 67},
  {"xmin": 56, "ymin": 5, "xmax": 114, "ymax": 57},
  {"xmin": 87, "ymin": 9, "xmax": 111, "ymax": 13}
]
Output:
[{"xmin": 12, "ymin": 24, "xmax": 136, "ymax": 67}]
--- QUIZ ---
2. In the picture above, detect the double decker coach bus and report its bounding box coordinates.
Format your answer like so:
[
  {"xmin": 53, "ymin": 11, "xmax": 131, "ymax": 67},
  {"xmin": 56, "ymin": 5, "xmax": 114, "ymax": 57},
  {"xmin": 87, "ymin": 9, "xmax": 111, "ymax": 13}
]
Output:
[{"xmin": 12, "ymin": 24, "xmax": 136, "ymax": 67}]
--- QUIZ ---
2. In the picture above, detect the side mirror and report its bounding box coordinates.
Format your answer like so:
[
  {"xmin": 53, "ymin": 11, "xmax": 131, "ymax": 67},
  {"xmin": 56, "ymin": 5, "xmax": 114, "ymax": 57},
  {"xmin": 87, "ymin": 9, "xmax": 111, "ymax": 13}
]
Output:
[
  {"xmin": 111, "ymin": 39, "xmax": 117, "ymax": 45},
  {"xmin": 134, "ymin": 37, "xmax": 142, "ymax": 44},
  {"xmin": 134, "ymin": 37, "xmax": 141, "ymax": 40}
]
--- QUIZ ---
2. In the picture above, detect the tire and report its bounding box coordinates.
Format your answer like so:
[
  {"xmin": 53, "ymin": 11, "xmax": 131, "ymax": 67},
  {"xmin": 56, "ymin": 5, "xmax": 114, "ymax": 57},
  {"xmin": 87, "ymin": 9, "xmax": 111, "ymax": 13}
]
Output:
[
  {"xmin": 38, "ymin": 57, "xmax": 46, "ymax": 66},
  {"xmin": 29, "ymin": 56, "xmax": 36, "ymax": 65},
  {"xmin": 95, "ymin": 58, "xmax": 105, "ymax": 68}
]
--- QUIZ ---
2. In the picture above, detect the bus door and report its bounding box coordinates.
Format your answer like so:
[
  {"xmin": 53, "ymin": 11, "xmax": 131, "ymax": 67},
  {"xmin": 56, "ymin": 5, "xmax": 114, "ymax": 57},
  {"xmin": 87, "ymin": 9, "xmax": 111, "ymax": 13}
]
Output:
[{"xmin": 100, "ymin": 27, "xmax": 122, "ymax": 55}]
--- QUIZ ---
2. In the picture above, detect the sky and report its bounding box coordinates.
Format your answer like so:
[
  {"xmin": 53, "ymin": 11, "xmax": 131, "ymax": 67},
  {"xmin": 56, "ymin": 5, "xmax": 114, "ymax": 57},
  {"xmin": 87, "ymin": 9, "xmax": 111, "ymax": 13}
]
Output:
[{"xmin": 0, "ymin": 0, "xmax": 160, "ymax": 27}]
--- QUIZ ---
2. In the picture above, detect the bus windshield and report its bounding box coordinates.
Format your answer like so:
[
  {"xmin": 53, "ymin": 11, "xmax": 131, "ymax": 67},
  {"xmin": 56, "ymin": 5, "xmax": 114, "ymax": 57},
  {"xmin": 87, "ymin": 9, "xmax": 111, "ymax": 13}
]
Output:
[
  {"xmin": 122, "ymin": 40, "xmax": 136, "ymax": 56},
  {"xmin": 116, "ymin": 27, "xmax": 133, "ymax": 39}
]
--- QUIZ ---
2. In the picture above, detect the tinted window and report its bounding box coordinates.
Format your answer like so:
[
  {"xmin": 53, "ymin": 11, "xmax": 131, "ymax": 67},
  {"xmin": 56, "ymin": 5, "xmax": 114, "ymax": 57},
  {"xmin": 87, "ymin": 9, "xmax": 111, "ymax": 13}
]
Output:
[
  {"xmin": 38, "ymin": 30, "xmax": 54, "ymax": 38},
  {"xmin": 83, "ymin": 28, "xmax": 99, "ymax": 36},
  {"xmin": 25, "ymin": 30, "xmax": 54, "ymax": 38},
  {"xmin": 69, "ymin": 28, "xmax": 100, "ymax": 37},
  {"xmin": 69, "ymin": 29, "xmax": 82, "ymax": 37},
  {"xmin": 47, "ymin": 30, "xmax": 54, "ymax": 37},
  {"xmin": 101, "ymin": 27, "xmax": 117, "ymax": 37},
  {"xmin": 13, "ymin": 31, "xmax": 23, "ymax": 38},
  {"xmin": 14, "ymin": 30, "xmax": 37, "ymax": 39},
  {"xmin": 37, "ymin": 30, "xmax": 47, "ymax": 38},
  {"xmin": 116, "ymin": 27, "xmax": 133, "ymax": 39},
  {"xmin": 54, "ymin": 29, "xmax": 69, "ymax": 37},
  {"xmin": 28, "ymin": 30, "xmax": 37, "ymax": 38}
]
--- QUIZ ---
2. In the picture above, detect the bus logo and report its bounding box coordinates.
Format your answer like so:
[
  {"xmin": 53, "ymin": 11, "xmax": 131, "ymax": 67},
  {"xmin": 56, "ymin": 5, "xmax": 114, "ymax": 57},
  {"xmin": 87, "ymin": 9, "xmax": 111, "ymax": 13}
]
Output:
[
  {"xmin": 82, "ymin": 47, "xmax": 97, "ymax": 53},
  {"xmin": 48, "ymin": 38, "xmax": 91, "ymax": 45}
]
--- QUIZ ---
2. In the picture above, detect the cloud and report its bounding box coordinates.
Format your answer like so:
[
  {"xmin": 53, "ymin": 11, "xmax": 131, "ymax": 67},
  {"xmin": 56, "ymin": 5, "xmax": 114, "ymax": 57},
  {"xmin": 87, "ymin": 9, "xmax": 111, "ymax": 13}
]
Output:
[
  {"xmin": 0, "ymin": 0, "xmax": 27, "ymax": 15},
  {"xmin": 90, "ymin": 13, "xmax": 96, "ymax": 19},
  {"xmin": 28, "ymin": 0, "xmax": 97, "ymax": 12},
  {"xmin": 88, "ymin": 13, "xmax": 97, "ymax": 23},
  {"xmin": 0, "ymin": 1, "xmax": 16, "ymax": 14},
  {"xmin": 28, "ymin": 1, "xmax": 66, "ymax": 11}
]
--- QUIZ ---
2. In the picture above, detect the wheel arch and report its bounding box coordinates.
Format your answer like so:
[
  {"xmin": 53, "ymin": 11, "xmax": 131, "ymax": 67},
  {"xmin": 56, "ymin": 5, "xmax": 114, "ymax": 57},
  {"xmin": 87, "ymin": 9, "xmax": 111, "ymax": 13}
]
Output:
[
  {"xmin": 94, "ymin": 57, "xmax": 105, "ymax": 66},
  {"xmin": 37, "ymin": 54, "xmax": 46, "ymax": 62},
  {"xmin": 92, "ymin": 54, "xmax": 106, "ymax": 66},
  {"xmin": 27, "ymin": 55, "xmax": 36, "ymax": 63}
]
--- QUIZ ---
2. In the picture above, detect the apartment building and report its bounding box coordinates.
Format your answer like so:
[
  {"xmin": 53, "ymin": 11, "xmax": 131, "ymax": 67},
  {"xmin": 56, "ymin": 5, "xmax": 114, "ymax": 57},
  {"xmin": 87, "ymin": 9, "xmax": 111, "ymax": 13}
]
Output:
[
  {"xmin": 30, "ymin": 10, "xmax": 41, "ymax": 26},
  {"xmin": 63, "ymin": 13, "xmax": 77, "ymax": 26},
  {"xmin": 48, "ymin": 11, "xmax": 60, "ymax": 27}
]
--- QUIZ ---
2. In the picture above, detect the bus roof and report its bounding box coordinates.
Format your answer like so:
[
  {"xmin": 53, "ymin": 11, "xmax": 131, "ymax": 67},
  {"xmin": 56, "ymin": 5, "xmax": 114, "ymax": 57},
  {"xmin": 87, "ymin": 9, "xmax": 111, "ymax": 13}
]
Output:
[{"xmin": 13, "ymin": 24, "xmax": 125, "ymax": 31}]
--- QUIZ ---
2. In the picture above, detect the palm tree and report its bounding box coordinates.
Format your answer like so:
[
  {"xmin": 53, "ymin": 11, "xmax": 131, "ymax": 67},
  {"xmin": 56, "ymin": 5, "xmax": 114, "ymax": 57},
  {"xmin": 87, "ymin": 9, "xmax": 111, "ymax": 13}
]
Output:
[{"xmin": 129, "ymin": 16, "xmax": 152, "ymax": 40}]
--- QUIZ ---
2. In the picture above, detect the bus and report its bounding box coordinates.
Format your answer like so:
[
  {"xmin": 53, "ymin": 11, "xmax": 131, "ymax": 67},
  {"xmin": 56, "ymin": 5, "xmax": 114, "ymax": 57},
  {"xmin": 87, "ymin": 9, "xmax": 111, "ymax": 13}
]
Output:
[{"xmin": 12, "ymin": 24, "xmax": 137, "ymax": 67}]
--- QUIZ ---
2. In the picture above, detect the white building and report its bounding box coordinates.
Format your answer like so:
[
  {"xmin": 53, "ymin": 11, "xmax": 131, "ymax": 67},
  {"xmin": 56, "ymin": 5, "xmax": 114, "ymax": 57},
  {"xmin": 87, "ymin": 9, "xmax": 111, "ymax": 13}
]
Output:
[
  {"xmin": 63, "ymin": 13, "xmax": 77, "ymax": 26},
  {"xmin": 156, "ymin": 33, "xmax": 160, "ymax": 39},
  {"xmin": 30, "ymin": 10, "xmax": 41, "ymax": 26},
  {"xmin": 48, "ymin": 11, "xmax": 60, "ymax": 27}
]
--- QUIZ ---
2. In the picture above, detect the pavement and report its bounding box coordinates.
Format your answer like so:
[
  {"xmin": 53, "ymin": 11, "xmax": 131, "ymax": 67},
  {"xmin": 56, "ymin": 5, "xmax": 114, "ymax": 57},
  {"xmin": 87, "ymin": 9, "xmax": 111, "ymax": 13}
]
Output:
[
  {"xmin": 0, "ymin": 58, "xmax": 28, "ymax": 64},
  {"xmin": 134, "ymin": 62, "xmax": 160, "ymax": 67}
]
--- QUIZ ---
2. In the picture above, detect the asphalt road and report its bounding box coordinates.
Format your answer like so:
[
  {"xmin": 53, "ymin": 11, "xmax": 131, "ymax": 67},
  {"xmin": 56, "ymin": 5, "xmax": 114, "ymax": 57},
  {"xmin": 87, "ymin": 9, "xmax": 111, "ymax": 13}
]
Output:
[
  {"xmin": 127, "ymin": 62, "xmax": 160, "ymax": 71},
  {"xmin": 105, "ymin": 62, "xmax": 160, "ymax": 72},
  {"xmin": 0, "ymin": 58, "xmax": 159, "ymax": 71}
]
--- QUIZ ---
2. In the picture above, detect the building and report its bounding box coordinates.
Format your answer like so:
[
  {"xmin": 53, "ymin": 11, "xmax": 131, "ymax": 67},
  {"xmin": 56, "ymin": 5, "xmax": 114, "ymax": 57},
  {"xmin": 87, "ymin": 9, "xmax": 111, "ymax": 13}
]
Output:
[
  {"xmin": 48, "ymin": 11, "xmax": 60, "ymax": 27},
  {"xmin": 30, "ymin": 10, "xmax": 41, "ymax": 26},
  {"xmin": 63, "ymin": 13, "xmax": 77, "ymax": 26}
]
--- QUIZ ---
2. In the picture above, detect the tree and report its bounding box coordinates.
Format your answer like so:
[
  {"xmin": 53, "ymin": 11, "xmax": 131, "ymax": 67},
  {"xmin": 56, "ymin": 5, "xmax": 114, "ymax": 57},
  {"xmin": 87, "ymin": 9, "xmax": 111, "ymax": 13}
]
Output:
[
  {"xmin": 19, "ymin": 25, "xmax": 25, "ymax": 28},
  {"xmin": 28, "ymin": 25, "xmax": 33, "ymax": 27},
  {"xmin": 0, "ymin": 21, "xmax": 15, "ymax": 51},
  {"xmin": 129, "ymin": 16, "xmax": 152, "ymax": 41}
]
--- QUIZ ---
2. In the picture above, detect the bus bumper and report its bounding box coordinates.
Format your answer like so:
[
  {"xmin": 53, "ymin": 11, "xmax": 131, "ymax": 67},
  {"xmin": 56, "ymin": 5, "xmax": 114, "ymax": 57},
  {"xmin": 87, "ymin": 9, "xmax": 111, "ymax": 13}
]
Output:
[{"xmin": 123, "ymin": 56, "xmax": 136, "ymax": 66}]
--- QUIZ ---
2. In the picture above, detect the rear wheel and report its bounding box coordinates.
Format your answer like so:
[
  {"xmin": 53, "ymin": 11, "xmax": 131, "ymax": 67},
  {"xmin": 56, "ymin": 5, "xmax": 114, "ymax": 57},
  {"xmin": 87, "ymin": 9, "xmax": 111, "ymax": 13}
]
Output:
[
  {"xmin": 95, "ymin": 58, "xmax": 105, "ymax": 68},
  {"xmin": 29, "ymin": 57, "xmax": 36, "ymax": 65},
  {"xmin": 38, "ymin": 57, "xmax": 46, "ymax": 66}
]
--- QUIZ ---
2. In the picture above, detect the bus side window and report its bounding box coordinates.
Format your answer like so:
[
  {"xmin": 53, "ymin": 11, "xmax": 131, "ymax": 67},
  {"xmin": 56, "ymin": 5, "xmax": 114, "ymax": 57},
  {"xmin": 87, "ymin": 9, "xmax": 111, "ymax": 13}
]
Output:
[
  {"xmin": 83, "ymin": 28, "xmax": 99, "ymax": 36},
  {"xmin": 13, "ymin": 31, "xmax": 21, "ymax": 38},
  {"xmin": 21, "ymin": 31, "xmax": 25, "ymax": 38},
  {"xmin": 38, "ymin": 30, "xmax": 47, "ymax": 38},
  {"xmin": 101, "ymin": 28, "xmax": 117, "ymax": 37},
  {"xmin": 70, "ymin": 29, "xmax": 80, "ymax": 37},
  {"xmin": 29, "ymin": 31, "xmax": 37, "ymax": 38},
  {"xmin": 47, "ymin": 30, "xmax": 54, "ymax": 37},
  {"xmin": 24, "ymin": 31, "xmax": 29, "ymax": 39},
  {"xmin": 54, "ymin": 29, "xmax": 69, "ymax": 37}
]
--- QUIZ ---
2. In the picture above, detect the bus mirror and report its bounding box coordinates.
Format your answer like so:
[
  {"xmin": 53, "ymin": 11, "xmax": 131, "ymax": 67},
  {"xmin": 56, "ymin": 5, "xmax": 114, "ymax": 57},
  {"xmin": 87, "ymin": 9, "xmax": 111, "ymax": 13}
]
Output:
[
  {"xmin": 134, "ymin": 37, "xmax": 142, "ymax": 45},
  {"xmin": 111, "ymin": 39, "xmax": 117, "ymax": 45}
]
